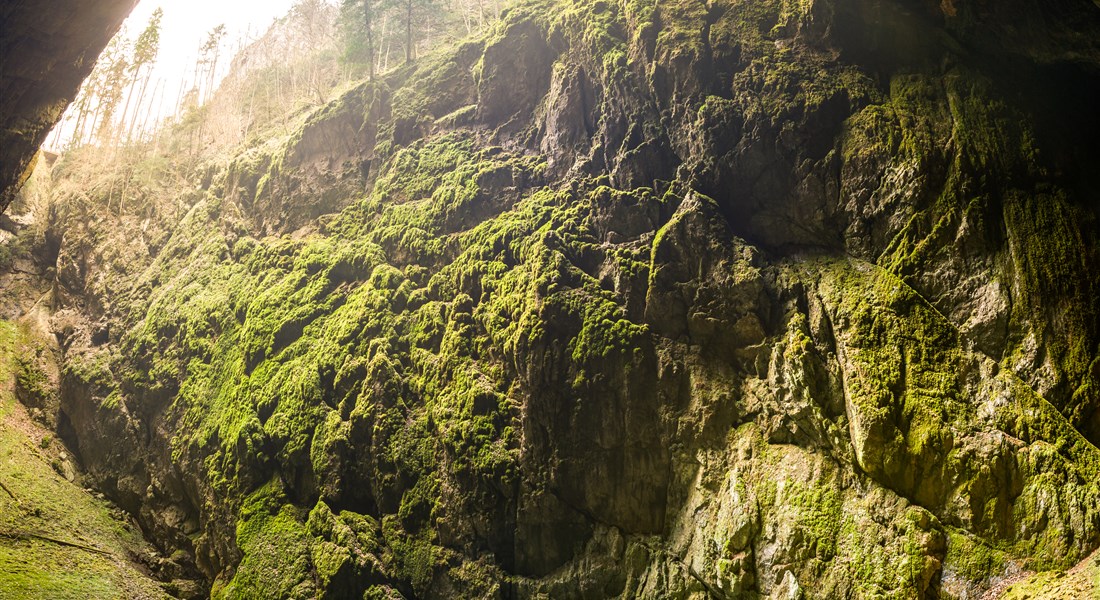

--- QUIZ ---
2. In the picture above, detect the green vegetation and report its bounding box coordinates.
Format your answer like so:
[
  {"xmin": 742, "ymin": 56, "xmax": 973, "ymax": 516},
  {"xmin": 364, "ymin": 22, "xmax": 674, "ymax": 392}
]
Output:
[
  {"xmin": 815, "ymin": 259, "xmax": 964, "ymax": 504},
  {"xmin": 945, "ymin": 530, "xmax": 1009, "ymax": 584},
  {"xmin": 1000, "ymin": 551, "xmax": 1100, "ymax": 600},
  {"xmin": 96, "ymin": 129, "xmax": 667, "ymax": 594},
  {"xmin": 0, "ymin": 321, "xmax": 169, "ymax": 599},
  {"xmin": 5, "ymin": 0, "xmax": 1099, "ymax": 597}
]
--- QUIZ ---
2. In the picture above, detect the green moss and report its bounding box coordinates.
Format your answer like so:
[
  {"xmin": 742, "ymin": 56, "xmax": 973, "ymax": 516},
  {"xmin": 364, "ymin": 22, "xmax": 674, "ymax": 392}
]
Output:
[
  {"xmin": 815, "ymin": 259, "xmax": 963, "ymax": 506},
  {"xmin": 811, "ymin": 255, "xmax": 1100, "ymax": 583},
  {"xmin": 32, "ymin": 0, "xmax": 1100, "ymax": 595},
  {"xmin": 1000, "ymin": 553, "xmax": 1100, "ymax": 600},
  {"xmin": 0, "ymin": 322, "xmax": 169, "ymax": 599},
  {"xmin": 63, "ymin": 347, "xmax": 117, "ymax": 393},
  {"xmin": 786, "ymin": 480, "xmax": 842, "ymax": 560},
  {"xmin": 307, "ymin": 501, "xmax": 383, "ymax": 597},
  {"xmin": 381, "ymin": 515, "xmax": 439, "ymax": 594},
  {"xmin": 0, "ymin": 543, "xmax": 122, "ymax": 600},
  {"xmin": 14, "ymin": 351, "xmax": 53, "ymax": 410},
  {"xmin": 218, "ymin": 481, "xmax": 315, "ymax": 600},
  {"xmin": 101, "ymin": 125, "xmax": 671, "ymax": 591},
  {"xmin": 944, "ymin": 530, "xmax": 1008, "ymax": 584},
  {"xmin": 722, "ymin": 428, "xmax": 945, "ymax": 599},
  {"xmin": 832, "ymin": 503, "xmax": 943, "ymax": 599},
  {"xmin": 1002, "ymin": 190, "xmax": 1099, "ymax": 427},
  {"xmin": 860, "ymin": 68, "xmax": 1098, "ymax": 436}
]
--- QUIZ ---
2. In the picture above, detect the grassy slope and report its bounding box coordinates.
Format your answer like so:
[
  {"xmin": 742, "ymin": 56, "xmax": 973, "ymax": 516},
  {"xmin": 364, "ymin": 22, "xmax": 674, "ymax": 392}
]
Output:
[{"xmin": 0, "ymin": 321, "xmax": 168, "ymax": 600}]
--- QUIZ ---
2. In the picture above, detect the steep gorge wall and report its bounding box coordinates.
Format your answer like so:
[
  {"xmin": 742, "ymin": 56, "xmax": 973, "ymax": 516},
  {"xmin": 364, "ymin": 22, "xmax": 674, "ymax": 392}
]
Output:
[{"xmin": 27, "ymin": 0, "xmax": 1100, "ymax": 598}]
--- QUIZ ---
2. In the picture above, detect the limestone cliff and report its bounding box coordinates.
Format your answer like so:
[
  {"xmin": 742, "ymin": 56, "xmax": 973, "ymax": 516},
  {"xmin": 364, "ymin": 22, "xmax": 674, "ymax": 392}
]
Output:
[{"xmin": 6, "ymin": 0, "xmax": 1100, "ymax": 598}]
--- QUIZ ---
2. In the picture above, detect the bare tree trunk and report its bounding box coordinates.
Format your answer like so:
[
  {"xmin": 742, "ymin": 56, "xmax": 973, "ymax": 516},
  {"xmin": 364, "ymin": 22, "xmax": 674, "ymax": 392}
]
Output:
[
  {"xmin": 192, "ymin": 56, "xmax": 203, "ymax": 103},
  {"xmin": 376, "ymin": 13, "xmax": 387, "ymax": 77},
  {"xmin": 139, "ymin": 78, "xmax": 165, "ymax": 144},
  {"xmin": 366, "ymin": 0, "xmax": 376, "ymax": 80},
  {"xmin": 460, "ymin": 0, "xmax": 473, "ymax": 34},
  {"xmin": 74, "ymin": 90, "xmax": 94, "ymax": 146},
  {"xmin": 118, "ymin": 72, "xmax": 140, "ymax": 145},
  {"xmin": 152, "ymin": 80, "xmax": 168, "ymax": 153},
  {"xmin": 174, "ymin": 76, "xmax": 186, "ymax": 116},
  {"xmin": 207, "ymin": 46, "xmax": 220, "ymax": 103},
  {"xmin": 88, "ymin": 102, "xmax": 105, "ymax": 146},
  {"xmin": 72, "ymin": 99, "xmax": 87, "ymax": 147},
  {"xmin": 126, "ymin": 67, "xmax": 153, "ymax": 143},
  {"xmin": 405, "ymin": 0, "xmax": 414, "ymax": 64}
]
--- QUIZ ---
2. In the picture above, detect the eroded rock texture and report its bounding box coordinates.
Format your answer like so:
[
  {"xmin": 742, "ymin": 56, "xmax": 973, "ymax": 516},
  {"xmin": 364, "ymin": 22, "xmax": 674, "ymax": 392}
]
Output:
[
  {"xmin": 17, "ymin": 0, "xmax": 1100, "ymax": 598},
  {"xmin": 0, "ymin": 0, "xmax": 138, "ymax": 212}
]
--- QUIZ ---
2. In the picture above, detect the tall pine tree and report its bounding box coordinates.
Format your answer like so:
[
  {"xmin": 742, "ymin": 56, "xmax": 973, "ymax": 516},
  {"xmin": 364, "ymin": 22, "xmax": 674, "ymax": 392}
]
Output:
[
  {"xmin": 123, "ymin": 8, "xmax": 164, "ymax": 143},
  {"xmin": 340, "ymin": 0, "xmax": 380, "ymax": 79}
]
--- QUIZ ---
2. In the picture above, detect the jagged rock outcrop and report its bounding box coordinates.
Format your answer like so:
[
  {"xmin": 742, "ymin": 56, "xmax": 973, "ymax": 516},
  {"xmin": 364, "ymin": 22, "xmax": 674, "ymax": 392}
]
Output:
[
  {"xmin": 18, "ymin": 0, "xmax": 1100, "ymax": 598},
  {"xmin": 0, "ymin": 0, "xmax": 139, "ymax": 213}
]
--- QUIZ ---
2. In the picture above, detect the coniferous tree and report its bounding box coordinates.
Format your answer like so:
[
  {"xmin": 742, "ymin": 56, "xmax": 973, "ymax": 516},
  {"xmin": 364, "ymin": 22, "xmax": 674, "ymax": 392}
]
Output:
[
  {"xmin": 123, "ymin": 8, "xmax": 164, "ymax": 143},
  {"xmin": 93, "ymin": 35, "xmax": 131, "ymax": 144},
  {"xmin": 70, "ymin": 69, "xmax": 100, "ymax": 146},
  {"xmin": 403, "ymin": 0, "xmax": 415, "ymax": 63},
  {"xmin": 198, "ymin": 25, "xmax": 228, "ymax": 104},
  {"xmin": 340, "ymin": 0, "xmax": 381, "ymax": 80},
  {"xmin": 391, "ymin": 0, "xmax": 438, "ymax": 64}
]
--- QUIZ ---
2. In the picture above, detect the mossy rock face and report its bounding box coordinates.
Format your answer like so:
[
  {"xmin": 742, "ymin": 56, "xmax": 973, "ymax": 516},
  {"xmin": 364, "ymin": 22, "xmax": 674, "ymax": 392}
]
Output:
[
  {"xmin": 0, "ymin": 321, "xmax": 179, "ymax": 599},
  {"xmin": 14, "ymin": 336, "xmax": 59, "ymax": 424},
  {"xmin": 29, "ymin": 0, "xmax": 1100, "ymax": 597}
]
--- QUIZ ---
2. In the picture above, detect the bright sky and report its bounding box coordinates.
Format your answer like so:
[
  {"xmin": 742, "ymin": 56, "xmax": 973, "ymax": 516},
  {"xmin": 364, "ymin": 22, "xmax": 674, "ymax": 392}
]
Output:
[
  {"xmin": 47, "ymin": 0, "xmax": 302, "ymax": 149},
  {"xmin": 124, "ymin": 0, "xmax": 301, "ymax": 94},
  {"xmin": 47, "ymin": 0, "xmax": 312, "ymax": 150}
]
